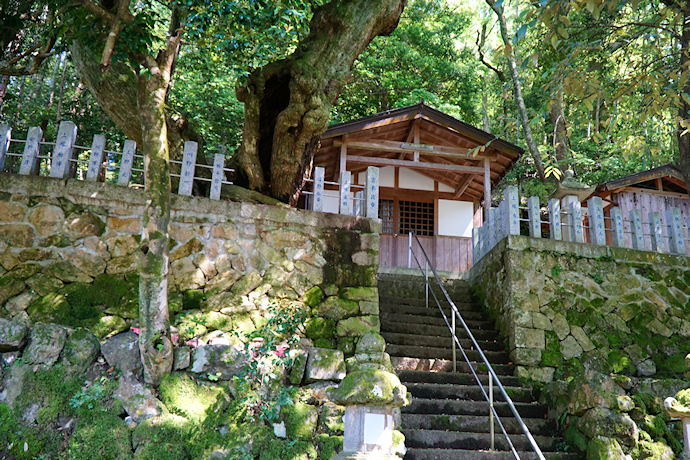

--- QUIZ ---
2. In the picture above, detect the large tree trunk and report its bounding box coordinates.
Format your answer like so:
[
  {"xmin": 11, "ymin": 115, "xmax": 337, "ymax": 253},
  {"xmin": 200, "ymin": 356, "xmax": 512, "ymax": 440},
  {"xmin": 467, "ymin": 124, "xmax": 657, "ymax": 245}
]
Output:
[
  {"xmin": 70, "ymin": 40, "xmax": 199, "ymax": 160},
  {"xmin": 236, "ymin": 0, "xmax": 407, "ymax": 203},
  {"xmin": 679, "ymin": 3, "xmax": 690, "ymax": 189},
  {"xmin": 550, "ymin": 85, "xmax": 570, "ymax": 170}
]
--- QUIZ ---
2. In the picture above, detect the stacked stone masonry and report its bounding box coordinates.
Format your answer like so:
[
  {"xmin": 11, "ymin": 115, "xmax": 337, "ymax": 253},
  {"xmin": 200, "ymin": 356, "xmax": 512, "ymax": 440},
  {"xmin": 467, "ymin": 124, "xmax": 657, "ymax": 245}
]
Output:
[{"xmin": 470, "ymin": 235, "xmax": 690, "ymax": 458}]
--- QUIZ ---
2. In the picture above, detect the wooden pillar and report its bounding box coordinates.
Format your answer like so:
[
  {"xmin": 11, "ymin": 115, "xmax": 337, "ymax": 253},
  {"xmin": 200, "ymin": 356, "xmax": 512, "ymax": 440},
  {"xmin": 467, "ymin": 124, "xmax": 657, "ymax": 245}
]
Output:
[
  {"xmin": 0, "ymin": 124, "xmax": 11, "ymax": 171},
  {"xmin": 339, "ymin": 134, "xmax": 348, "ymax": 177},
  {"xmin": 483, "ymin": 157, "xmax": 491, "ymax": 221}
]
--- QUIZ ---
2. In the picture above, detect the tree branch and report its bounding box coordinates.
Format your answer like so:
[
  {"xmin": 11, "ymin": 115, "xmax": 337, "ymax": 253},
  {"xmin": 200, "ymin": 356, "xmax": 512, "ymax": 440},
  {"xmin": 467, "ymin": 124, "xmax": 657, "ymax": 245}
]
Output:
[{"xmin": 476, "ymin": 24, "xmax": 505, "ymax": 82}]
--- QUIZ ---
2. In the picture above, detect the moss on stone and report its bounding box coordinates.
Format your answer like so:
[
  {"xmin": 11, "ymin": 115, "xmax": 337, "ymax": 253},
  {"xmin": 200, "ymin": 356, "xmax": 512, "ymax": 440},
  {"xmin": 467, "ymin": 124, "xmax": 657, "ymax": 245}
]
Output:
[
  {"xmin": 564, "ymin": 424, "xmax": 588, "ymax": 452},
  {"xmin": 305, "ymin": 317, "xmax": 336, "ymax": 341},
  {"xmin": 182, "ymin": 289, "xmax": 205, "ymax": 311},
  {"xmin": 67, "ymin": 413, "xmax": 132, "ymax": 459},
  {"xmin": 302, "ymin": 286, "xmax": 324, "ymax": 307},
  {"xmin": 283, "ymin": 401, "xmax": 318, "ymax": 440},
  {"xmin": 554, "ymin": 358, "xmax": 584, "ymax": 382},
  {"xmin": 159, "ymin": 372, "xmax": 228, "ymax": 423},
  {"xmin": 259, "ymin": 438, "xmax": 317, "ymax": 460},
  {"xmin": 541, "ymin": 350, "xmax": 563, "ymax": 367},
  {"xmin": 607, "ymin": 350, "xmax": 634, "ymax": 375},
  {"xmin": 315, "ymin": 434, "xmax": 342, "ymax": 459}
]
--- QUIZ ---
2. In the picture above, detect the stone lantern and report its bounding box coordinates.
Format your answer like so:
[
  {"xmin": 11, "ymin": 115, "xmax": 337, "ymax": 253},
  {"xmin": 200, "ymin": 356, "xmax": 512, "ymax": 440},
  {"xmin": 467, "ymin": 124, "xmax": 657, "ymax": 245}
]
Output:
[
  {"xmin": 665, "ymin": 388, "xmax": 690, "ymax": 460},
  {"xmin": 327, "ymin": 332, "xmax": 409, "ymax": 459}
]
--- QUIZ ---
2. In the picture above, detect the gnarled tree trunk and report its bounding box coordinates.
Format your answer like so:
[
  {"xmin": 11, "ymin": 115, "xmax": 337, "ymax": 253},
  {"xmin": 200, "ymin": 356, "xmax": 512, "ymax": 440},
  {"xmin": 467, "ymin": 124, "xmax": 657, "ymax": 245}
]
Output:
[
  {"xmin": 678, "ymin": 3, "xmax": 690, "ymax": 189},
  {"xmin": 236, "ymin": 0, "xmax": 408, "ymax": 203}
]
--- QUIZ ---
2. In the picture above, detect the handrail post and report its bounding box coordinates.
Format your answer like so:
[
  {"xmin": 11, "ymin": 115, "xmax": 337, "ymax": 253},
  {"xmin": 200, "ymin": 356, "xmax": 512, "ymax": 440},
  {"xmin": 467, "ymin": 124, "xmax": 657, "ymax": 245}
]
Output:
[
  {"xmin": 424, "ymin": 258, "xmax": 429, "ymax": 310},
  {"xmin": 452, "ymin": 312, "xmax": 457, "ymax": 373},
  {"xmin": 490, "ymin": 371, "xmax": 495, "ymax": 451},
  {"xmin": 408, "ymin": 232, "xmax": 412, "ymax": 268}
]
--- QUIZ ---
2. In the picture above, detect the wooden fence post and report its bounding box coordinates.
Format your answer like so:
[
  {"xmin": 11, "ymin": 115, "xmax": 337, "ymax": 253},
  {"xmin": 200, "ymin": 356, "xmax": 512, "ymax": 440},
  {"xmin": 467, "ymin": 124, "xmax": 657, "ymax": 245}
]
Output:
[
  {"xmin": 0, "ymin": 124, "xmax": 10, "ymax": 171},
  {"xmin": 50, "ymin": 121, "xmax": 77, "ymax": 179},
  {"xmin": 630, "ymin": 210, "xmax": 644, "ymax": 250},
  {"xmin": 527, "ymin": 196, "xmax": 541, "ymax": 238},
  {"xmin": 548, "ymin": 199, "xmax": 562, "ymax": 240},
  {"xmin": 210, "ymin": 153, "xmax": 225, "ymax": 200},
  {"xmin": 649, "ymin": 212, "xmax": 664, "ymax": 253},
  {"xmin": 86, "ymin": 135, "xmax": 106, "ymax": 181},
  {"xmin": 666, "ymin": 208, "xmax": 685, "ymax": 254},
  {"xmin": 178, "ymin": 141, "xmax": 198, "ymax": 196},
  {"xmin": 365, "ymin": 166, "xmax": 379, "ymax": 219},
  {"xmin": 505, "ymin": 185, "xmax": 520, "ymax": 236},
  {"xmin": 610, "ymin": 207, "xmax": 625, "ymax": 247},
  {"xmin": 339, "ymin": 170, "xmax": 351, "ymax": 216},
  {"xmin": 569, "ymin": 201, "xmax": 583, "ymax": 243},
  {"xmin": 19, "ymin": 126, "xmax": 42, "ymax": 175},
  {"xmin": 312, "ymin": 166, "xmax": 325, "ymax": 212},
  {"xmin": 587, "ymin": 196, "xmax": 606, "ymax": 245},
  {"xmin": 117, "ymin": 139, "xmax": 136, "ymax": 186}
]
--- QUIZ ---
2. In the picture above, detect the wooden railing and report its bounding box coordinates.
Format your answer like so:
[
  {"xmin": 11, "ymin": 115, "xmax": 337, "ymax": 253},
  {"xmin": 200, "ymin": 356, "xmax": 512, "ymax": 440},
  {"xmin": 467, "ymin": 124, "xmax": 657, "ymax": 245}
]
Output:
[
  {"xmin": 474, "ymin": 185, "xmax": 690, "ymax": 262},
  {"xmin": 0, "ymin": 121, "xmax": 234, "ymax": 199}
]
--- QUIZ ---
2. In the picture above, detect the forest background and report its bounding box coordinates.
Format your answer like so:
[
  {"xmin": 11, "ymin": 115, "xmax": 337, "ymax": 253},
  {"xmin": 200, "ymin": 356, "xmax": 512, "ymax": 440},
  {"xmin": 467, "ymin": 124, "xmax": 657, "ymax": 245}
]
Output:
[{"xmin": 0, "ymin": 0, "xmax": 682, "ymax": 203}]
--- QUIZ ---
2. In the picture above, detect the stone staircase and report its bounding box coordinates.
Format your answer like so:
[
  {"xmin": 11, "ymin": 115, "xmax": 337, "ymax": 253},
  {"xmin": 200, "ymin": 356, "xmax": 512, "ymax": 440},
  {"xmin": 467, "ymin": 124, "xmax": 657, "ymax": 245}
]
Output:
[{"xmin": 378, "ymin": 273, "xmax": 580, "ymax": 460}]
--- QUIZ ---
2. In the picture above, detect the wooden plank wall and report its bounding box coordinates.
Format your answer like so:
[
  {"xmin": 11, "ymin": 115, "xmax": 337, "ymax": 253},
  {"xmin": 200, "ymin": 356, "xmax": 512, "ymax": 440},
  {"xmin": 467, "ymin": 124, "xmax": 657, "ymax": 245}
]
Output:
[{"xmin": 380, "ymin": 234, "xmax": 473, "ymax": 273}]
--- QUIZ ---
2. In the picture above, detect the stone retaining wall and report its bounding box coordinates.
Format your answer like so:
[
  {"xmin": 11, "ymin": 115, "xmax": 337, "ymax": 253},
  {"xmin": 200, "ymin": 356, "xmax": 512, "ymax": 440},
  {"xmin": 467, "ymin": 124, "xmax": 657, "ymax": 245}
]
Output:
[{"xmin": 469, "ymin": 235, "xmax": 689, "ymax": 458}]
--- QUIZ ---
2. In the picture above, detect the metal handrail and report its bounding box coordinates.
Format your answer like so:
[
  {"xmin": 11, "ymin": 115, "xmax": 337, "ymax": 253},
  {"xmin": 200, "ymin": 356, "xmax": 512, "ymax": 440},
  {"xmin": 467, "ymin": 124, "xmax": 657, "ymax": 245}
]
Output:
[{"xmin": 407, "ymin": 231, "xmax": 546, "ymax": 460}]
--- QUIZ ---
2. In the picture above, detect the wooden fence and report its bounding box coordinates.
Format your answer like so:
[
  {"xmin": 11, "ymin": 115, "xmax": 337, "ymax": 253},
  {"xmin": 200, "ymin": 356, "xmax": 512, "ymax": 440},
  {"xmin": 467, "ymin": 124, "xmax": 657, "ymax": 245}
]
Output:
[
  {"xmin": 302, "ymin": 166, "xmax": 380, "ymax": 218},
  {"xmin": 473, "ymin": 185, "xmax": 690, "ymax": 262},
  {"xmin": 0, "ymin": 121, "xmax": 234, "ymax": 199}
]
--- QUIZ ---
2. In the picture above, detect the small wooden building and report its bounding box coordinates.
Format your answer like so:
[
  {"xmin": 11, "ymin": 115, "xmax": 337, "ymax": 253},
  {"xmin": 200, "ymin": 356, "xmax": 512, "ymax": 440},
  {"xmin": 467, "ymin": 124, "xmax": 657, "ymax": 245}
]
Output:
[
  {"xmin": 313, "ymin": 103, "xmax": 523, "ymax": 273},
  {"xmin": 586, "ymin": 163, "xmax": 690, "ymax": 250}
]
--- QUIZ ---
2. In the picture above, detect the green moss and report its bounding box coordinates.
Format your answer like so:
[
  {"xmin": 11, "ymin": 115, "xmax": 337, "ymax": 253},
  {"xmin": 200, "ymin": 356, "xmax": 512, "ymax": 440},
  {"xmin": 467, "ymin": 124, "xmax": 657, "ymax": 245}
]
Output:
[
  {"xmin": 554, "ymin": 358, "xmax": 584, "ymax": 382},
  {"xmin": 541, "ymin": 350, "xmax": 563, "ymax": 367},
  {"xmin": 315, "ymin": 434, "xmax": 342, "ymax": 459},
  {"xmin": 132, "ymin": 414, "xmax": 191, "ymax": 451},
  {"xmin": 283, "ymin": 402, "xmax": 318, "ymax": 440},
  {"xmin": 259, "ymin": 438, "xmax": 317, "ymax": 460},
  {"xmin": 313, "ymin": 338, "xmax": 335, "ymax": 348},
  {"xmin": 159, "ymin": 373, "xmax": 228, "ymax": 423},
  {"xmin": 564, "ymin": 424, "xmax": 588, "ymax": 452},
  {"xmin": 303, "ymin": 286, "xmax": 324, "ymax": 307},
  {"xmin": 608, "ymin": 350, "xmax": 635, "ymax": 374},
  {"xmin": 0, "ymin": 403, "xmax": 56, "ymax": 459},
  {"xmin": 67, "ymin": 414, "xmax": 132, "ymax": 459},
  {"xmin": 304, "ymin": 317, "xmax": 336, "ymax": 341},
  {"xmin": 182, "ymin": 289, "xmax": 205, "ymax": 311},
  {"xmin": 544, "ymin": 331, "xmax": 560, "ymax": 353}
]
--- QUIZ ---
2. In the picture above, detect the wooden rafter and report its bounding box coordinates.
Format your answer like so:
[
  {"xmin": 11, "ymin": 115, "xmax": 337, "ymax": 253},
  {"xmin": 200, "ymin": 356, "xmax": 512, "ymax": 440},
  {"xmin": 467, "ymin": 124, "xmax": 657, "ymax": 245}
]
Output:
[
  {"xmin": 347, "ymin": 155, "xmax": 485, "ymax": 174},
  {"xmin": 454, "ymin": 175, "xmax": 475, "ymax": 199},
  {"xmin": 334, "ymin": 139, "xmax": 495, "ymax": 160}
]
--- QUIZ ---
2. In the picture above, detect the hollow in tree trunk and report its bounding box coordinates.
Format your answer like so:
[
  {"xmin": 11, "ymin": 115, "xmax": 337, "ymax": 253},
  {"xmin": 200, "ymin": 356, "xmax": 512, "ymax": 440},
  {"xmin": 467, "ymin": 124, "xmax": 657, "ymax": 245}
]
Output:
[{"xmin": 236, "ymin": 0, "xmax": 407, "ymax": 203}]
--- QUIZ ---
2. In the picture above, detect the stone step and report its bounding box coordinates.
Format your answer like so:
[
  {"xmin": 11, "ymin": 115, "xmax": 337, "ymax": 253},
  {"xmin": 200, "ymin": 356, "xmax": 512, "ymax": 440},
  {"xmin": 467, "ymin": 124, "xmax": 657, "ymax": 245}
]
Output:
[
  {"xmin": 405, "ymin": 383, "xmax": 535, "ymax": 403},
  {"xmin": 401, "ymin": 414, "xmax": 556, "ymax": 436},
  {"xmin": 382, "ymin": 321, "xmax": 499, "ymax": 341},
  {"xmin": 380, "ymin": 296, "xmax": 477, "ymax": 311},
  {"xmin": 403, "ymin": 399, "xmax": 547, "ymax": 419},
  {"xmin": 387, "ymin": 344, "xmax": 510, "ymax": 364},
  {"xmin": 381, "ymin": 312, "xmax": 494, "ymax": 330},
  {"xmin": 398, "ymin": 370, "xmax": 522, "ymax": 387},
  {"xmin": 403, "ymin": 429, "xmax": 562, "ymax": 452},
  {"xmin": 392, "ymin": 357, "xmax": 515, "ymax": 375},
  {"xmin": 382, "ymin": 332, "xmax": 505, "ymax": 351},
  {"xmin": 404, "ymin": 448, "xmax": 581, "ymax": 460},
  {"xmin": 379, "ymin": 303, "xmax": 487, "ymax": 320}
]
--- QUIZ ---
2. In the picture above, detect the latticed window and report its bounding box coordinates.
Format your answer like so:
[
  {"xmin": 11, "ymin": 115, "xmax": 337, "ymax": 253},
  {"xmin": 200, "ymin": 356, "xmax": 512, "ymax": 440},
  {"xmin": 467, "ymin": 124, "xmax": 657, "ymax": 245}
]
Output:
[
  {"xmin": 380, "ymin": 199, "xmax": 394, "ymax": 234},
  {"xmin": 399, "ymin": 200, "xmax": 434, "ymax": 236}
]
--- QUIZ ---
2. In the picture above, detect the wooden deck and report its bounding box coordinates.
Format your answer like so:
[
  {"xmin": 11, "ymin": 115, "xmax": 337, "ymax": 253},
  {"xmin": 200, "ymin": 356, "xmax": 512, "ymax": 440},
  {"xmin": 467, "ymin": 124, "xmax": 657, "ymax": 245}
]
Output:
[{"xmin": 380, "ymin": 234, "xmax": 473, "ymax": 273}]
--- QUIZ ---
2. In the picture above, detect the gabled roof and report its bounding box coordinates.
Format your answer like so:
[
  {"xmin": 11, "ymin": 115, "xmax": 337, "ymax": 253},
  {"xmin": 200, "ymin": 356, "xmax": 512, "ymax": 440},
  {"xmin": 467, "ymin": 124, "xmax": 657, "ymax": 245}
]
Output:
[
  {"xmin": 596, "ymin": 163, "xmax": 687, "ymax": 195},
  {"xmin": 314, "ymin": 103, "xmax": 524, "ymax": 201}
]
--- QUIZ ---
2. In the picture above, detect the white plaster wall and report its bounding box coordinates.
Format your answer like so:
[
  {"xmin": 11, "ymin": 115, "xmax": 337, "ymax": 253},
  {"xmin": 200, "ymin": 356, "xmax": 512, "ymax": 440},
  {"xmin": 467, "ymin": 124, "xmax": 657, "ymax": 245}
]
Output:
[
  {"xmin": 438, "ymin": 182, "xmax": 454, "ymax": 193},
  {"xmin": 438, "ymin": 199, "xmax": 474, "ymax": 237},
  {"xmin": 399, "ymin": 168, "xmax": 435, "ymax": 191},
  {"xmin": 323, "ymin": 191, "xmax": 341, "ymax": 214}
]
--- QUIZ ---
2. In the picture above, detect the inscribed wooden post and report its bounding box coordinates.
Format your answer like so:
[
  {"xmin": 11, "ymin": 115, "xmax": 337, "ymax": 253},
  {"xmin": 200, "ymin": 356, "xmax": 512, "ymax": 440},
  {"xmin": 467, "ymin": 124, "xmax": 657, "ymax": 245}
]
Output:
[
  {"xmin": 312, "ymin": 166, "xmax": 325, "ymax": 212},
  {"xmin": 527, "ymin": 196, "xmax": 541, "ymax": 238},
  {"xmin": 649, "ymin": 212, "xmax": 664, "ymax": 253},
  {"xmin": 117, "ymin": 140, "xmax": 136, "ymax": 186},
  {"xmin": 0, "ymin": 124, "xmax": 10, "ymax": 170},
  {"xmin": 483, "ymin": 158, "xmax": 491, "ymax": 218},
  {"xmin": 587, "ymin": 196, "xmax": 606, "ymax": 245},
  {"xmin": 498, "ymin": 200, "xmax": 507, "ymax": 241},
  {"xmin": 210, "ymin": 153, "xmax": 224, "ymax": 200},
  {"xmin": 630, "ymin": 210, "xmax": 644, "ymax": 250},
  {"xmin": 505, "ymin": 186, "xmax": 520, "ymax": 235},
  {"xmin": 178, "ymin": 141, "xmax": 198, "ymax": 195},
  {"xmin": 86, "ymin": 135, "xmax": 106, "ymax": 181},
  {"xmin": 548, "ymin": 199, "xmax": 562, "ymax": 240},
  {"xmin": 569, "ymin": 201, "xmax": 583, "ymax": 243},
  {"xmin": 339, "ymin": 170, "xmax": 351, "ymax": 216},
  {"xmin": 610, "ymin": 207, "xmax": 625, "ymax": 248},
  {"xmin": 50, "ymin": 121, "xmax": 77, "ymax": 179},
  {"xmin": 666, "ymin": 208, "xmax": 685, "ymax": 254},
  {"xmin": 19, "ymin": 127, "xmax": 42, "ymax": 175},
  {"xmin": 365, "ymin": 166, "xmax": 379, "ymax": 219}
]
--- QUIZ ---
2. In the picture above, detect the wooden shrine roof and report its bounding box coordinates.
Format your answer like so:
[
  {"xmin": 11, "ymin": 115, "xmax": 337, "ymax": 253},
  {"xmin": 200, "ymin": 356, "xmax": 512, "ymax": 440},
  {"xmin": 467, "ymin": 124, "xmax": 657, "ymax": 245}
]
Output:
[
  {"xmin": 314, "ymin": 103, "xmax": 524, "ymax": 201},
  {"xmin": 595, "ymin": 163, "xmax": 687, "ymax": 196}
]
